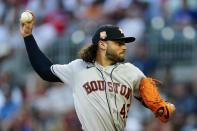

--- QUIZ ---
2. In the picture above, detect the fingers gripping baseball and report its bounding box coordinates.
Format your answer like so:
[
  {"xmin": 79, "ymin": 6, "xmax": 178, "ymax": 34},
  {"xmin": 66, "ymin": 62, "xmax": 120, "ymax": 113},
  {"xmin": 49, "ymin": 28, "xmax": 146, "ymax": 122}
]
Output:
[{"xmin": 20, "ymin": 10, "xmax": 35, "ymax": 37}]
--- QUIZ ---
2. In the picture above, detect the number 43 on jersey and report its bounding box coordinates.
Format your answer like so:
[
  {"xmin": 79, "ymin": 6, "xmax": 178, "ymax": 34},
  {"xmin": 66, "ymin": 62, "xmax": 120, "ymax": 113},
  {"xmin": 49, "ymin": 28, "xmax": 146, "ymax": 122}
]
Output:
[{"xmin": 120, "ymin": 104, "xmax": 130, "ymax": 119}]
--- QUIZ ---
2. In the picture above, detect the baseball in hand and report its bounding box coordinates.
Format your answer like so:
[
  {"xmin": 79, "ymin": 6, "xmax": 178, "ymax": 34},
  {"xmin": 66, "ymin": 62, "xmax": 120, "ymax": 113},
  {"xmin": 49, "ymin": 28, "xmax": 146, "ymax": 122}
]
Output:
[{"xmin": 21, "ymin": 11, "xmax": 33, "ymax": 23}]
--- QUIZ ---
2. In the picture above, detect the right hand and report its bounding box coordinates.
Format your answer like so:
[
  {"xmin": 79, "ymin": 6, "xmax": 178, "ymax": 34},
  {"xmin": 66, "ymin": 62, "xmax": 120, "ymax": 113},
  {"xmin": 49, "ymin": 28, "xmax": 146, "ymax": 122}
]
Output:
[
  {"xmin": 157, "ymin": 103, "xmax": 176, "ymax": 115},
  {"xmin": 170, "ymin": 103, "xmax": 176, "ymax": 115},
  {"xmin": 20, "ymin": 10, "xmax": 34, "ymax": 37}
]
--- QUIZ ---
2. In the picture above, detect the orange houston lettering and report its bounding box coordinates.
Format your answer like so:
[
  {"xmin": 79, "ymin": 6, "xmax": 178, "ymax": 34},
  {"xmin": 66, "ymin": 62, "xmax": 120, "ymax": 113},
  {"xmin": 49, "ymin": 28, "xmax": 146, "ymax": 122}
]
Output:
[
  {"xmin": 82, "ymin": 80, "xmax": 131, "ymax": 98},
  {"xmin": 97, "ymin": 80, "xmax": 106, "ymax": 91},
  {"xmin": 108, "ymin": 82, "xmax": 113, "ymax": 92},
  {"xmin": 120, "ymin": 85, "xmax": 127, "ymax": 96},
  {"xmin": 90, "ymin": 81, "xmax": 98, "ymax": 91},
  {"xmin": 125, "ymin": 88, "xmax": 132, "ymax": 100},
  {"xmin": 113, "ymin": 82, "xmax": 120, "ymax": 93},
  {"xmin": 83, "ymin": 82, "xmax": 92, "ymax": 95}
]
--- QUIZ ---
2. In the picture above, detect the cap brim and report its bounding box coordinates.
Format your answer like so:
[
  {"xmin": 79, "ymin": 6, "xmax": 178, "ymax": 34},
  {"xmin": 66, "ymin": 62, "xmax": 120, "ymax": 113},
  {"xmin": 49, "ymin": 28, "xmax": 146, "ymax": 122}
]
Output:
[{"xmin": 111, "ymin": 37, "xmax": 136, "ymax": 43}]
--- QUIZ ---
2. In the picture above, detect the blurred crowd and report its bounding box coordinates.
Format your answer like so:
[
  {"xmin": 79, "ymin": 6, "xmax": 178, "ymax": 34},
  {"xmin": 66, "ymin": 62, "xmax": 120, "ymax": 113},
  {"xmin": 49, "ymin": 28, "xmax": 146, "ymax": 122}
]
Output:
[{"xmin": 0, "ymin": 0, "xmax": 197, "ymax": 130}]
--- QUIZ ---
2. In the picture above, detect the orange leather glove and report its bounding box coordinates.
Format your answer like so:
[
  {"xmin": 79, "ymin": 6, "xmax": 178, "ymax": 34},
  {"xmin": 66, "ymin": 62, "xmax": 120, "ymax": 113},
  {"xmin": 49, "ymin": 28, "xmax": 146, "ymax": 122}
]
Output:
[{"xmin": 139, "ymin": 78, "xmax": 175, "ymax": 123}]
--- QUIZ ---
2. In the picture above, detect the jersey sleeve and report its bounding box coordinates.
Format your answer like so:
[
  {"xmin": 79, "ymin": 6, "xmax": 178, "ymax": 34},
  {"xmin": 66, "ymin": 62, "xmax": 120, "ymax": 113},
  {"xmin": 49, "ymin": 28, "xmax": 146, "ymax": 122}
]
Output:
[
  {"xmin": 133, "ymin": 66, "xmax": 146, "ymax": 98},
  {"xmin": 50, "ymin": 59, "xmax": 84, "ymax": 86},
  {"xmin": 124, "ymin": 63, "xmax": 146, "ymax": 97}
]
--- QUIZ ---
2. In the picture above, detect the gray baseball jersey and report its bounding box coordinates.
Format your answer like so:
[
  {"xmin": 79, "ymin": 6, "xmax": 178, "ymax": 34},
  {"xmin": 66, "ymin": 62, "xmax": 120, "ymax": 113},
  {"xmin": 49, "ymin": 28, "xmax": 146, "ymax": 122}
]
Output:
[{"xmin": 51, "ymin": 59, "xmax": 146, "ymax": 131}]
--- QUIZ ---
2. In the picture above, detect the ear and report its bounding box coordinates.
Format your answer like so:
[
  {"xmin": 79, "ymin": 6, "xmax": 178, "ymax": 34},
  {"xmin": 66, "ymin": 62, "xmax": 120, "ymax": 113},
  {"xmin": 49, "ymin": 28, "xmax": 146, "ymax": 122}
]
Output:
[{"xmin": 98, "ymin": 41, "xmax": 107, "ymax": 50}]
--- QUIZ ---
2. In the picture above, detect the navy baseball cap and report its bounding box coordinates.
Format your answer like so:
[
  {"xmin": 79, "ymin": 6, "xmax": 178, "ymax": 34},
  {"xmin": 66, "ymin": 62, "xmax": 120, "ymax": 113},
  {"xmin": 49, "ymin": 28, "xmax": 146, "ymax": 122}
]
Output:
[{"xmin": 92, "ymin": 24, "xmax": 135, "ymax": 44}]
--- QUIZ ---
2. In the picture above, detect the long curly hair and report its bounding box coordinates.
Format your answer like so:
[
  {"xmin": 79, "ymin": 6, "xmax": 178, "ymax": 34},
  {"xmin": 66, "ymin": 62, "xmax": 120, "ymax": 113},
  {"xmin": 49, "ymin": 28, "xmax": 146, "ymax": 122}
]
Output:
[{"xmin": 79, "ymin": 43, "xmax": 98, "ymax": 63}]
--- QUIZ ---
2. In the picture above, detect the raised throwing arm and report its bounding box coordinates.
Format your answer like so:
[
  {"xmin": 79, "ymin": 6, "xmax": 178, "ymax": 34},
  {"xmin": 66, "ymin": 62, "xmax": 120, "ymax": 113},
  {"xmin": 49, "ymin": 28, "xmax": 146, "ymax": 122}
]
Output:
[{"xmin": 20, "ymin": 10, "xmax": 62, "ymax": 82}]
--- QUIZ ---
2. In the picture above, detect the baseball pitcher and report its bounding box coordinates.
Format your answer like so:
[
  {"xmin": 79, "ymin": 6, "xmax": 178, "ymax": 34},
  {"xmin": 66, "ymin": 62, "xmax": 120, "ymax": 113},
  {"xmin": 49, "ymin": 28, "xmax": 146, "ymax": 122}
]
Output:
[{"xmin": 20, "ymin": 10, "xmax": 175, "ymax": 131}]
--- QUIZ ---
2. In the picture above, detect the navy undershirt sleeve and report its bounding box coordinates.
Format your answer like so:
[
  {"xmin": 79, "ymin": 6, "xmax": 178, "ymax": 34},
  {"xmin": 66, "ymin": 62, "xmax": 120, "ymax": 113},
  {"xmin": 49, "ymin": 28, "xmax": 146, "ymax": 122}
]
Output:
[
  {"xmin": 24, "ymin": 35, "xmax": 62, "ymax": 82},
  {"xmin": 134, "ymin": 96, "xmax": 148, "ymax": 108}
]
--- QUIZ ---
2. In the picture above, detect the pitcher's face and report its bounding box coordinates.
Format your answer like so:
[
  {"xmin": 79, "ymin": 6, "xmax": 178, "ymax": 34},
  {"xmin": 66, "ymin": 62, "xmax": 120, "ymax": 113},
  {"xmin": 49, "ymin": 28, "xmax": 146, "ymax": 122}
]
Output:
[{"xmin": 105, "ymin": 40, "xmax": 127, "ymax": 63}]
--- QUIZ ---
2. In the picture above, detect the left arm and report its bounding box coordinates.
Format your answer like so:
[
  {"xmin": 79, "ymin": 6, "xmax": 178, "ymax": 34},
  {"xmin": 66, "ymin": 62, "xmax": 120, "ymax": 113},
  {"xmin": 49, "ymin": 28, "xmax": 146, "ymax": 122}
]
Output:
[
  {"xmin": 139, "ymin": 78, "xmax": 176, "ymax": 123},
  {"xmin": 134, "ymin": 96, "xmax": 148, "ymax": 108}
]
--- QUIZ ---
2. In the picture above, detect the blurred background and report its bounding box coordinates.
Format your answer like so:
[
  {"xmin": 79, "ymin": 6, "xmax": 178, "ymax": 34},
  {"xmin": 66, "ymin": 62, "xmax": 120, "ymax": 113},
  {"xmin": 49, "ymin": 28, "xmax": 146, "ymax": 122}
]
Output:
[{"xmin": 0, "ymin": 0, "xmax": 197, "ymax": 130}]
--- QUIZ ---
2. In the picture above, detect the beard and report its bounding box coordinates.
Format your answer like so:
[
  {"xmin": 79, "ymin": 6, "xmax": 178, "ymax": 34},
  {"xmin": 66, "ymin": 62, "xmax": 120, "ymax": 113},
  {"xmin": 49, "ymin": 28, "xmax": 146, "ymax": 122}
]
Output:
[{"xmin": 106, "ymin": 46, "xmax": 125, "ymax": 63}]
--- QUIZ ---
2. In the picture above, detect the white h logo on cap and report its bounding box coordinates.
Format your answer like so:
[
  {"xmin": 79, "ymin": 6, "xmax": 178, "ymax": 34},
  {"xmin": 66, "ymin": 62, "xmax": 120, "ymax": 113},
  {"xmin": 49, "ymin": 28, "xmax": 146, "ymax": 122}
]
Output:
[{"xmin": 100, "ymin": 31, "xmax": 107, "ymax": 39}]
